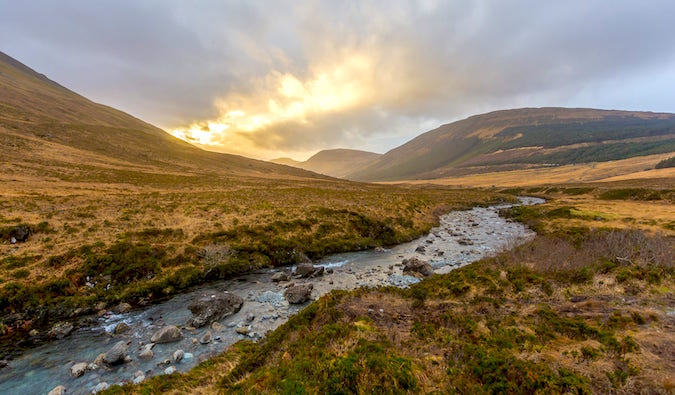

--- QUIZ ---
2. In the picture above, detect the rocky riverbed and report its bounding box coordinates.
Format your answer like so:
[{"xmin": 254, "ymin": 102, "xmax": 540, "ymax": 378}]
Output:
[{"xmin": 0, "ymin": 197, "xmax": 543, "ymax": 395}]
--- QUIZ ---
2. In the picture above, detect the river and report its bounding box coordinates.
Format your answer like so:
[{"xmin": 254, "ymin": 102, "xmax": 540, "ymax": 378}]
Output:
[{"xmin": 0, "ymin": 197, "xmax": 544, "ymax": 395}]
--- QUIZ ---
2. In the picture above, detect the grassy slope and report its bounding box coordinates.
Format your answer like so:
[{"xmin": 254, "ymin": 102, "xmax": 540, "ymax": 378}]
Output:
[
  {"xmin": 349, "ymin": 108, "xmax": 675, "ymax": 182},
  {"xmin": 105, "ymin": 185, "xmax": 674, "ymax": 395},
  {"xmin": 0, "ymin": 52, "xmax": 512, "ymax": 341}
]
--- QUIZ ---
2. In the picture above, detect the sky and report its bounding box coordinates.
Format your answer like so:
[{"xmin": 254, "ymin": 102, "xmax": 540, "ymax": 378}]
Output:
[{"xmin": 1, "ymin": 1, "xmax": 675, "ymax": 161}]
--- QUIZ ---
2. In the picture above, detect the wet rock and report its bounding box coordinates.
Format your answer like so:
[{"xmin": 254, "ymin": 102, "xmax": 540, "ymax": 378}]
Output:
[
  {"xmin": 236, "ymin": 326, "xmax": 249, "ymax": 335},
  {"xmin": 150, "ymin": 325, "xmax": 183, "ymax": 343},
  {"xmin": 70, "ymin": 362, "xmax": 88, "ymax": 378},
  {"xmin": 157, "ymin": 358, "xmax": 170, "ymax": 366},
  {"xmin": 164, "ymin": 366, "xmax": 176, "ymax": 375},
  {"xmin": 415, "ymin": 245, "xmax": 426, "ymax": 253},
  {"xmin": 402, "ymin": 258, "xmax": 434, "ymax": 277},
  {"xmin": 294, "ymin": 263, "xmax": 318, "ymax": 278},
  {"xmin": 103, "ymin": 341, "xmax": 129, "ymax": 365},
  {"xmin": 48, "ymin": 385, "xmax": 66, "ymax": 395},
  {"xmin": 271, "ymin": 271, "xmax": 290, "ymax": 282},
  {"xmin": 9, "ymin": 225, "xmax": 30, "ymax": 243},
  {"xmin": 457, "ymin": 238, "xmax": 474, "ymax": 246},
  {"xmin": 115, "ymin": 302, "xmax": 132, "ymax": 314},
  {"xmin": 114, "ymin": 322, "xmax": 130, "ymax": 334},
  {"xmin": 246, "ymin": 313, "xmax": 255, "ymax": 322},
  {"xmin": 87, "ymin": 363, "xmax": 99, "ymax": 371},
  {"xmin": 187, "ymin": 292, "xmax": 244, "ymax": 328},
  {"xmin": 326, "ymin": 268, "xmax": 334, "ymax": 274},
  {"xmin": 310, "ymin": 266, "xmax": 324, "ymax": 278},
  {"xmin": 172, "ymin": 349, "xmax": 184, "ymax": 363},
  {"xmin": 283, "ymin": 284, "xmax": 313, "ymax": 304},
  {"xmin": 138, "ymin": 348, "xmax": 154, "ymax": 360},
  {"xmin": 93, "ymin": 353, "xmax": 106, "ymax": 366},
  {"xmin": 211, "ymin": 322, "xmax": 224, "ymax": 331},
  {"xmin": 93, "ymin": 382, "xmax": 109, "ymax": 393},
  {"xmin": 133, "ymin": 371, "xmax": 145, "ymax": 384},
  {"xmin": 199, "ymin": 331, "xmax": 212, "ymax": 344},
  {"xmin": 48, "ymin": 321, "xmax": 74, "ymax": 339}
]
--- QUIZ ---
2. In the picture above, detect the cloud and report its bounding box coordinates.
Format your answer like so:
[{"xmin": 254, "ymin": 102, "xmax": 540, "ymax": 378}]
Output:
[{"xmin": 2, "ymin": 0, "xmax": 675, "ymax": 160}]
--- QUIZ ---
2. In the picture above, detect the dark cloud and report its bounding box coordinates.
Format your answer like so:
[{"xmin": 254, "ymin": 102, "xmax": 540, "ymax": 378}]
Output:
[{"xmin": 1, "ymin": 0, "xmax": 674, "ymax": 159}]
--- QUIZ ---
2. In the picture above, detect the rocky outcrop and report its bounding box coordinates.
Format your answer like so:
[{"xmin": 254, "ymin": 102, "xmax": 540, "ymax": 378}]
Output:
[
  {"xmin": 9, "ymin": 225, "xmax": 30, "ymax": 243},
  {"xmin": 402, "ymin": 258, "xmax": 434, "ymax": 277},
  {"xmin": 103, "ymin": 341, "xmax": 128, "ymax": 365},
  {"xmin": 187, "ymin": 292, "xmax": 244, "ymax": 328},
  {"xmin": 150, "ymin": 325, "xmax": 184, "ymax": 343},
  {"xmin": 284, "ymin": 284, "xmax": 313, "ymax": 304}
]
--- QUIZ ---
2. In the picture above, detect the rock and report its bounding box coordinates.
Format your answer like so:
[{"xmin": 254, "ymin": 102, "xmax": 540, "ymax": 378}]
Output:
[
  {"xmin": 310, "ymin": 266, "xmax": 324, "ymax": 278},
  {"xmin": 10, "ymin": 237, "xmax": 16, "ymax": 244},
  {"xmin": 70, "ymin": 362, "xmax": 88, "ymax": 378},
  {"xmin": 246, "ymin": 313, "xmax": 255, "ymax": 322},
  {"xmin": 95, "ymin": 302, "xmax": 107, "ymax": 311},
  {"xmin": 133, "ymin": 370, "xmax": 146, "ymax": 384},
  {"xmin": 150, "ymin": 325, "xmax": 183, "ymax": 343},
  {"xmin": 87, "ymin": 363, "xmax": 99, "ymax": 371},
  {"xmin": 29, "ymin": 329, "xmax": 39, "ymax": 337},
  {"xmin": 138, "ymin": 348, "xmax": 154, "ymax": 360},
  {"xmin": 172, "ymin": 349, "xmax": 184, "ymax": 363},
  {"xmin": 415, "ymin": 245, "xmax": 426, "ymax": 253},
  {"xmin": 115, "ymin": 302, "xmax": 132, "ymax": 314},
  {"xmin": 283, "ymin": 284, "xmax": 313, "ymax": 304},
  {"xmin": 93, "ymin": 353, "xmax": 106, "ymax": 366},
  {"xmin": 164, "ymin": 366, "xmax": 177, "ymax": 375},
  {"xmin": 199, "ymin": 331, "xmax": 212, "ymax": 344},
  {"xmin": 48, "ymin": 385, "xmax": 66, "ymax": 395},
  {"xmin": 294, "ymin": 263, "xmax": 317, "ymax": 278},
  {"xmin": 374, "ymin": 247, "xmax": 386, "ymax": 253},
  {"xmin": 186, "ymin": 292, "xmax": 244, "ymax": 328},
  {"xmin": 192, "ymin": 338, "xmax": 199, "ymax": 345},
  {"xmin": 271, "ymin": 271, "xmax": 290, "ymax": 282},
  {"xmin": 93, "ymin": 382, "xmax": 109, "ymax": 393},
  {"xmin": 457, "ymin": 238, "xmax": 474, "ymax": 246},
  {"xmin": 114, "ymin": 322, "xmax": 131, "ymax": 334},
  {"xmin": 402, "ymin": 258, "xmax": 434, "ymax": 277},
  {"xmin": 48, "ymin": 321, "xmax": 74, "ymax": 339},
  {"xmin": 103, "ymin": 341, "xmax": 128, "ymax": 365},
  {"xmin": 157, "ymin": 358, "xmax": 171, "ymax": 366},
  {"xmin": 326, "ymin": 268, "xmax": 334, "ymax": 274},
  {"xmin": 211, "ymin": 322, "xmax": 224, "ymax": 331},
  {"xmin": 9, "ymin": 225, "xmax": 30, "ymax": 243},
  {"xmin": 235, "ymin": 326, "xmax": 249, "ymax": 335}
]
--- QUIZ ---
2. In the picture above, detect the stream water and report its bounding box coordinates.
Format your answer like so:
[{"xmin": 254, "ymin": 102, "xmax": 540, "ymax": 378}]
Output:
[{"xmin": 0, "ymin": 197, "xmax": 544, "ymax": 395}]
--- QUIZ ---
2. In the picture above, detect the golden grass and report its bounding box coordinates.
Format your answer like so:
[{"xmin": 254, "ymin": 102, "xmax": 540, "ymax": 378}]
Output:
[{"xmin": 391, "ymin": 153, "xmax": 675, "ymax": 187}]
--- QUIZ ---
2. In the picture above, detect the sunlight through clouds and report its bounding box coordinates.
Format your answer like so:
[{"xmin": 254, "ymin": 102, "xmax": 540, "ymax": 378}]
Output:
[{"xmin": 170, "ymin": 54, "xmax": 375, "ymax": 157}]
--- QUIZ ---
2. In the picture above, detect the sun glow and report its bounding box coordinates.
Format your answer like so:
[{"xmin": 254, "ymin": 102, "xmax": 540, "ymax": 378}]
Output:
[{"xmin": 170, "ymin": 54, "xmax": 375, "ymax": 157}]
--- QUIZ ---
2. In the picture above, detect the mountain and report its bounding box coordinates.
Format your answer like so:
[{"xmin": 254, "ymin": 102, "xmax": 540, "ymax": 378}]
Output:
[
  {"xmin": 348, "ymin": 107, "xmax": 675, "ymax": 181},
  {"xmin": 272, "ymin": 149, "xmax": 381, "ymax": 178},
  {"xmin": 0, "ymin": 51, "xmax": 326, "ymax": 185}
]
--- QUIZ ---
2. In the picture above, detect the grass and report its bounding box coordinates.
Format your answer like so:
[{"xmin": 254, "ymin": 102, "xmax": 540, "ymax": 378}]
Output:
[
  {"xmin": 101, "ymin": 186, "xmax": 674, "ymax": 395},
  {"xmin": 0, "ymin": 178, "xmax": 509, "ymax": 339}
]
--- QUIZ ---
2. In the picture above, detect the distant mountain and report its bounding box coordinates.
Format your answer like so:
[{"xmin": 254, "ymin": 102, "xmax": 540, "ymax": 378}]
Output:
[
  {"xmin": 0, "ymin": 51, "xmax": 326, "ymax": 184},
  {"xmin": 272, "ymin": 149, "xmax": 381, "ymax": 178},
  {"xmin": 348, "ymin": 107, "xmax": 675, "ymax": 181}
]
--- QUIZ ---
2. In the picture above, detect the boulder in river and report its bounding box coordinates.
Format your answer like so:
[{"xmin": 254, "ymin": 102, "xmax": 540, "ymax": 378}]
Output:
[
  {"xmin": 48, "ymin": 321, "xmax": 74, "ymax": 339},
  {"xmin": 103, "ymin": 341, "xmax": 129, "ymax": 365},
  {"xmin": 114, "ymin": 322, "xmax": 130, "ymax": 334},
  {"xmin": 172, "ymin": 349, "xmax": 184, "ymax": 363},
  {"xmin": 402, "ymin": 258, "xmax": 434, "ymax": 277},
  {"xmin": 164, "ymin": 366, "xmax": 177, "ymax": 375},
  {"xmin": 294, "ymin": 263, "xmax": 325, "ymax": 278},
  {"xmin": 187, "ymin": 292, "xmax": 244, "ymax": 328},
  {"xmin": 138, "ymin": 348, "xmax": 154, "ymax": 360},
  {"xmin": 284, "ymin": 284, "xmax": 313, "ymax": 304},
  {"xmin": 271, "ymin": 271, "xmax": 290, "ymax": 282},
  {"xmin": 150, "ymin": 325, "xmax": 184, "ymax": 343},
  {"xmin": 70, "ymin": 362, "xmax": 88, "ymax": 378},
  {"xmin": 199, "ymin": 331, "xmax": 212, "ymax": 344},
  {"xmin": 48, "ymin": 385, "xmax": 66, "ymax": 395}
]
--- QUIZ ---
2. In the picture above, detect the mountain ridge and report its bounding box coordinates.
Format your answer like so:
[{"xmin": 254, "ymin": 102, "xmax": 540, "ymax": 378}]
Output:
[
  {"xmin": 271, "ymin": 148, "xmax": 381, "ymax": 178},
  {"xmin": 347, "ymin": 107, "xmax": 675, "ymax": 181}
]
